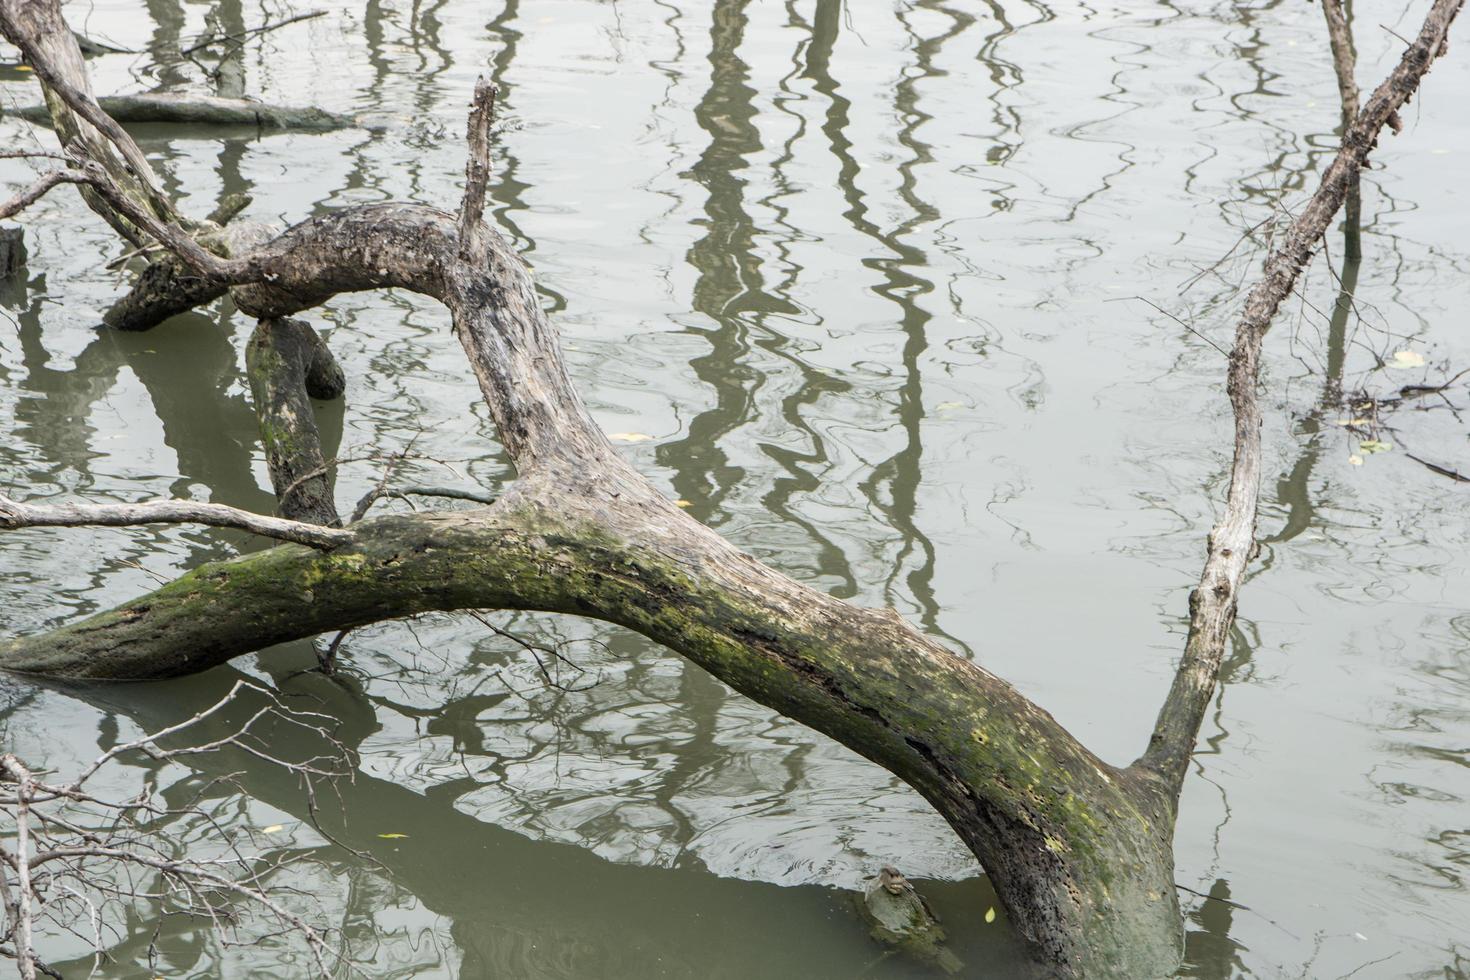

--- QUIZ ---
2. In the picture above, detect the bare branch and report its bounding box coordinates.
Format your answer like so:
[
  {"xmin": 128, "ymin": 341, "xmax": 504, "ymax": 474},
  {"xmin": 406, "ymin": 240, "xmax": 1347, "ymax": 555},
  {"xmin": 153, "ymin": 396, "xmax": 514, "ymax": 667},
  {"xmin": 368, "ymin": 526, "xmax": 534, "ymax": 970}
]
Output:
[
  {"xmin": 1137, "ymin": 0, "xmax": 1464, "ymax": 793},
  {"xmin": 179, "ymin": 8, "xmax": 326, "ymax": 56},
  {"xmin": 1321, "ymin": 0, "xmax": 1364, "ymax": 258},
  {"xmin": 0, "ymin": 494, "xmax": 353, "ymax": 550},
  {"xmin": 0, "ymin": 683, "xmax": 349, "ymax": 977},
  {"xmin": 0, "ymin": 170, "xmax": 93, "ymax": 221},
  {"xmin": 0, "ymin": 757, "xmax": 38, "ymax": 980}
]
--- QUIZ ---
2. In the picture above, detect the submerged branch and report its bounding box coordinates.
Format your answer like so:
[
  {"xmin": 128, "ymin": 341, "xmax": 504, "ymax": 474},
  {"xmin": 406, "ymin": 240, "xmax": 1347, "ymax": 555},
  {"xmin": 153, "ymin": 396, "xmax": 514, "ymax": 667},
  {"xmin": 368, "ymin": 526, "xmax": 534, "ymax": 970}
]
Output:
[
  {"xmin": 1321, "ymin": 0, "xmax": 1364, "ymax": 258},
  {"xmin": 3, "ymin": 93, "xmax": 360, "ymax": 131}
]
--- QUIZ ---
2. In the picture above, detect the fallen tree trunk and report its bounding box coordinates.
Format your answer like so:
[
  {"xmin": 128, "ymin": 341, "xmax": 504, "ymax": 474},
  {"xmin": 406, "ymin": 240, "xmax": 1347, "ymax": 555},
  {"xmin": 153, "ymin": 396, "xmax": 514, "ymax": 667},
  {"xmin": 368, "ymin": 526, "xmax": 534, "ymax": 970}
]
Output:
[
  {"xmin": 0, "ymin": 0, "xmax": 1462, "ymax": 974},
  {"xmin": 4, "ymin": 92, "xmax": 361, "ymax": 130}
]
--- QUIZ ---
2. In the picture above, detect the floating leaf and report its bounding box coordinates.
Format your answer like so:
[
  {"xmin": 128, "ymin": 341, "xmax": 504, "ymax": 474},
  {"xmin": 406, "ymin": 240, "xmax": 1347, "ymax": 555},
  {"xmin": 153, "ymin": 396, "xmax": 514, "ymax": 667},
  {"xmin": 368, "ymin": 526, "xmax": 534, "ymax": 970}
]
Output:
[
  {"xmin": 1348, "ymin": 454, "xmax": 1364, "ymax": 466},
  {"xmin": 1388, "ymin": 350, "xmax": 1425, "ymax": 369},
  {"xmin": 934, "ymin": 401, "xmax": 965, "ymax": 412},
  {"xmin": 1334, "ymin": 418, "xmax": 1371, "ymax": 427},
  {"xmin": 261, "ymin": 824, "xmax": 285, "ymax": 834},
  {"xmin": 378, "ymin": 833, "xmax": 409, "ymax": 839},
  {"xmin": 674, "ymin": 499, "xmax": 693, "ymax": 508},
  {"xmin": 985, "ymin": 907, "xmax": 997, "ymax": 924},
  {"xmin": 608, "ymin": 432, "xmax": 654, "ymax": 443},
  {"xmin": 1359, "ymin": 439, "xmax": 1393, "ymax": 454}
]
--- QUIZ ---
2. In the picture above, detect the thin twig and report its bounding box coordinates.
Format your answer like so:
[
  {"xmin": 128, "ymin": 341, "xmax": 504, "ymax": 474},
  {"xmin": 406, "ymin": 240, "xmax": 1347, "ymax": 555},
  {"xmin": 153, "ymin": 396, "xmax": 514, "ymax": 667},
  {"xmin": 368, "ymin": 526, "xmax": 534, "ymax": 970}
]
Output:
[{"xmin": 179, "ymin": 9, "xmax": 326, "ymax": 57}]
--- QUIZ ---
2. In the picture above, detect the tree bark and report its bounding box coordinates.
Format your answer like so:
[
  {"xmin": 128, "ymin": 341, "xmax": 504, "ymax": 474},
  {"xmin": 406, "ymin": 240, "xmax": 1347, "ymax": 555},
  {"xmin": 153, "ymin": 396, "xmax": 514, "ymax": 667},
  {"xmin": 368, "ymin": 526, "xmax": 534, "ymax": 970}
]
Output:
[
  {"xmin": 244, "ymin": 317, "xmax": 345, "ymax": 526},
  {"xmin": 101, "ymin": 221, "xmax": 271, "ymax": 330}
]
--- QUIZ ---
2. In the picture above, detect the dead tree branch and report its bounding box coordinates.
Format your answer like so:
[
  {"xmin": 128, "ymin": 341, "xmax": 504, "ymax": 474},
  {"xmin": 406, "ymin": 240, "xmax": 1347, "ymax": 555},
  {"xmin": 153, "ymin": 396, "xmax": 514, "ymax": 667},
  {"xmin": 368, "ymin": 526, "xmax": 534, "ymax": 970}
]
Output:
[
  {"xmin": 1135, "ymin": 0, "xmax": 1464, "ymax": 797},
  {"xmin": 0, "ymin": 494, "xmax": 353, "ymax": 550},
  {"xmin": 179, "ymin": 9, "xmax": 326, "ymax": 57},
  {"xmin": 0, "ymin": 682, "xmax": 350, "ymax": 978},
  {"xmin": 458, "ymin": 77, "xmax": 497, "ymax": 262},
  {"xmin": 1321, "ymin": 0, "xmax": 1364, "ymax": 258},
  {"xmin": 4, "ymin": 93, "xmax": 359, "ymax": 131}
]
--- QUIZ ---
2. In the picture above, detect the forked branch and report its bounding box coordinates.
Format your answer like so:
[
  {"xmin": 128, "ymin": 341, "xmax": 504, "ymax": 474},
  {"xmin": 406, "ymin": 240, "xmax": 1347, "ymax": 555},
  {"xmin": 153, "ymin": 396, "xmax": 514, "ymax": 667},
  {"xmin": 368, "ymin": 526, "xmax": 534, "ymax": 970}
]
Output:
[{"xmin": 1136, "ymin": 0, "xmax": 1464, "ymax": 795}]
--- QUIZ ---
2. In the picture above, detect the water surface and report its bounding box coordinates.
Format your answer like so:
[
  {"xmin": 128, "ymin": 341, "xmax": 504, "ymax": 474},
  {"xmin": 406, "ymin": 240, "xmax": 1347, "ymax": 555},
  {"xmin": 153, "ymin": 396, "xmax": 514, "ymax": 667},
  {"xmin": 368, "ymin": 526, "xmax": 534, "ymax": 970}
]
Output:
[{"xmin": 2, "ymin": 0, "xmax": 1468, "ymax": 976}]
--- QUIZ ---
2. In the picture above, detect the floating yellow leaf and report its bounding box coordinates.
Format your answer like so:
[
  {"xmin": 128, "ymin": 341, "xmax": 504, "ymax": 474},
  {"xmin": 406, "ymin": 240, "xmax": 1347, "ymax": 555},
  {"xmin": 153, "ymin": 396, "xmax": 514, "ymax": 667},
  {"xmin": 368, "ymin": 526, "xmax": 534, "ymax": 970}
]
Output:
[
  {"xmin": 608, "ymin": 432, "xmax": 655, "ymax": 443},
  {"xmin": 261, "ymin": 824, "xmax": 285, "ymax": 834},
  {"xmin": 674, "ymin": 499, "xmax": 693, "ymax": 508},
  {"xmin": 1388, "ymin": 350, "xmax": 1425, "ymax": 369},
  {"xmin": 1359, "ymin": 439, "xmax": 1392, "ymax": 454},
  {"xmin": 1348, "ymin": 454, "xmax": 1364, "ymax": 466},
  {"xmin": 378, "ymin": 833, "xmax": 409, "ymax": 839},
  {"xmin": 985, "ymin": 906, "xmax": 997, "ymax": 924},
  {"xmin": 1334, "ymin": 418, "xmax": 1371, "ymax": 427},
  {"xmin": 934, "ymin": 401, "xmax": 965, "ymax": 412}
]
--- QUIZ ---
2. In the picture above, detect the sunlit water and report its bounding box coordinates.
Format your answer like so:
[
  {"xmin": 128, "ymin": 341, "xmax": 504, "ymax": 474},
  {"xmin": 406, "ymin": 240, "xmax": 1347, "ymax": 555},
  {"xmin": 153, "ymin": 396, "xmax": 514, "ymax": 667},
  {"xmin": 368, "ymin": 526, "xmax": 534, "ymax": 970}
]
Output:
[{"xmin": 2, "ymin": 0, "xmax": 1468, "ymax": 976}]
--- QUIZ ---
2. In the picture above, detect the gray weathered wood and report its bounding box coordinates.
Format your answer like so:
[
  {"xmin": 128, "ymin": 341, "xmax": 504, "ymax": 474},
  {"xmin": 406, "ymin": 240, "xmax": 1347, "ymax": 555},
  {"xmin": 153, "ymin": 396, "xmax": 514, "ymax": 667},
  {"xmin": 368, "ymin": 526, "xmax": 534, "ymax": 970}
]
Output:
[{"xmin": 0, "ymin": 494, "xmax": 352, "ymax": 549}]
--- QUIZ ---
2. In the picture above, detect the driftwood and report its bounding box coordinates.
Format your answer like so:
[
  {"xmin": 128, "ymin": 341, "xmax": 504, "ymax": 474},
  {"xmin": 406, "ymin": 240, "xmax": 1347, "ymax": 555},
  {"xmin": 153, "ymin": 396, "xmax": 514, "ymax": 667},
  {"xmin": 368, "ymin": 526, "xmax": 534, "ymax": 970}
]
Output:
[
  {"xmin": 4, "ymin": 92, "xmax": 361, "ymax": 131},
  {"xmin": 0, "ymin": 0, "xmax": 1462, "ymax": 974}
]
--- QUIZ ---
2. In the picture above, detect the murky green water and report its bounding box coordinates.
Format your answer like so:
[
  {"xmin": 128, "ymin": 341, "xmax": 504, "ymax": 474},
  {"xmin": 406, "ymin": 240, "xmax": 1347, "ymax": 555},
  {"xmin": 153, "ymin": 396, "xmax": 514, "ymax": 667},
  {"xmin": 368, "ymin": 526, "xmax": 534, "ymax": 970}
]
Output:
[{"xmin": 3, "ymin": 1, "xmax": 1469, "ymax": 976}]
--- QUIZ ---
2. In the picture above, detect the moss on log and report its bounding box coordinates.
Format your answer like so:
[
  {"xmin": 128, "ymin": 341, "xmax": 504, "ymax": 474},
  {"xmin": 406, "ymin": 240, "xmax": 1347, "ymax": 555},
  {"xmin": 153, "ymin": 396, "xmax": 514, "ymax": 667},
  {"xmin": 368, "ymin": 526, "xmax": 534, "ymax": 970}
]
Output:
[{"xmin": 4, "ymin": 92, "xmax": 360, "ymax": 130}]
